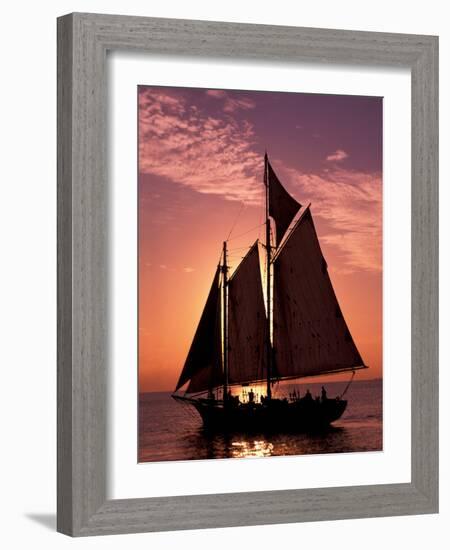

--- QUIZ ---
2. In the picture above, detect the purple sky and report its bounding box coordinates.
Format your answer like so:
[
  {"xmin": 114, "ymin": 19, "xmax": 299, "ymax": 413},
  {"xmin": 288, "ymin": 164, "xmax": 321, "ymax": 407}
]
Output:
[{"xmin": 138, "ymin": 86, "xmax": 383, "ymax": 391}]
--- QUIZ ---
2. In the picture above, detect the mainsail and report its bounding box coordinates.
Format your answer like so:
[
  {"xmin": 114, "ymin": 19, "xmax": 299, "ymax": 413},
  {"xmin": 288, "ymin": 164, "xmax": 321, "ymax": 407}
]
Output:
[
  {"xmin": 227, "ymin": 242, "xmax": 267, "ymax": 385},
  {"xmin": 273, "ymin": 206, "xmax": 365, "ymax": 379},
  {"xmin": 175, "ymin": 267, "xmax": 223, "ymax": 393},
  {"xmin": 265, "ymin": 153, "xmax": 302, "ymax": 246}
]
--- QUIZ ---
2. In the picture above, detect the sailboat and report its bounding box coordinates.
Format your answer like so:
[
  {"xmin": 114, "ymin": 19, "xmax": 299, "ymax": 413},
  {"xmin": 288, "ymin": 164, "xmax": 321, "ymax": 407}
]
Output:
[{"xmin": 172, "ymin": 153, "xmax": 367, "ymax": 431}]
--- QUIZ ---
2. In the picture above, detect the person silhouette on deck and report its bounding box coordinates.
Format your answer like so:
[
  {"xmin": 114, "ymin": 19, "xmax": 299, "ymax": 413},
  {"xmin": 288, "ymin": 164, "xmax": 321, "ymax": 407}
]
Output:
[
  {"xmin": 321, "ymin": 386, "xmax": 327, "ymax": 402},
  {"xmin": 248, "ymin": 388, "xmax": 255, "ymax": 403},
  {"xmin": 304, "ymin": 389, "xmax": 313, "ymax": 402}
]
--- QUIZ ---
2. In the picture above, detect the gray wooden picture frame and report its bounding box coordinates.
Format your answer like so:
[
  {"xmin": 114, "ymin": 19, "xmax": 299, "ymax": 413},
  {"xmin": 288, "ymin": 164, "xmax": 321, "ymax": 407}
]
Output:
[{"xmin": 57, "ymin": 12, "xmax": 438, "ymax": 537}]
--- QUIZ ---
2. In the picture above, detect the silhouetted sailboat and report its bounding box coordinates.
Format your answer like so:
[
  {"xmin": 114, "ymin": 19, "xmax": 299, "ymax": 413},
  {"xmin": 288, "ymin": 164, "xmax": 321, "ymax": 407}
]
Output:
[{"xmin": 172, "ymin": 154, "xmax": 367, "ymax": 431}]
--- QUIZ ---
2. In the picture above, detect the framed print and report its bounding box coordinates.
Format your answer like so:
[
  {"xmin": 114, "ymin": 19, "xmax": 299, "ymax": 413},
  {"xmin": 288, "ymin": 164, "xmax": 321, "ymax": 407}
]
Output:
[
  {"xmin": 137, "ymin": 86, "xmax": 383, "ymax": 464},
  {"xmin": 57, "ymin": 13, "xmax": 438, "ymax": 536}
]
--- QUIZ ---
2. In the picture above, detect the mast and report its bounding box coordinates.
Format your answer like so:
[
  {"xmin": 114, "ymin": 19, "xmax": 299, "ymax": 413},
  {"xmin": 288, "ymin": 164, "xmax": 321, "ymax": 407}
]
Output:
[
  {"xmin": 264, "ymin": 153, "xmax": 272, "ymax": 399},
  {"xmin": 222, "ymin": 241, "xmax": 229, "ymax": 402}
]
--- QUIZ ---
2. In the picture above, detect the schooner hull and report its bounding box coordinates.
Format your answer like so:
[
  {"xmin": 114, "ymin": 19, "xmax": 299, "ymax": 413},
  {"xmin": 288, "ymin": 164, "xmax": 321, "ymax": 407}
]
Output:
[{"xmin": 173, "ymin": 395, "xmax": 347, "ymax": 433}]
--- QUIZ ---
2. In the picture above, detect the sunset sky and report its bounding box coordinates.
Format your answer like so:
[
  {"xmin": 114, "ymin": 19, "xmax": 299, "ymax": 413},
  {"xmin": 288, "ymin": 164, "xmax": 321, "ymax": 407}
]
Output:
[{"xmin": 138, "ymin": 86, "xmax": 382, "ymax": 393}]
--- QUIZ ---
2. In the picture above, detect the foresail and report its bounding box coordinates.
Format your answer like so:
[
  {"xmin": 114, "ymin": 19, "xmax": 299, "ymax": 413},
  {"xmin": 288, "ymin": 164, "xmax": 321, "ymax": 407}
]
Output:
[
  {"xmin": 228, "ymin": 242, "xmax": 268, "ymax": 385},
  {"xmin": 186, "ymin": 361, "xmax": 223, "ymax": 394},
  {"xmin": 273, "ymin": 207, "xmax": 365, "ymax": 379},
  {"xmin": 175, "ymin": 267, "xmax": 223, "ymax": 393},
  {"xmin": 266, "ymin": 154, "xmax": 301, "ymax": 246}
]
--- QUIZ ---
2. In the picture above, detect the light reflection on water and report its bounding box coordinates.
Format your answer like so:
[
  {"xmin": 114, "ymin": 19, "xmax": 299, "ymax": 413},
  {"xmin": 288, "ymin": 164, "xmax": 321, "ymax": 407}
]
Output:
[
  {"xmin": 231, "ymin": 440, "xmax": 274, "ymax": 458},
  {"xmin": 139, "ymin": 380, "xmax": 382, "ymax": 463}
]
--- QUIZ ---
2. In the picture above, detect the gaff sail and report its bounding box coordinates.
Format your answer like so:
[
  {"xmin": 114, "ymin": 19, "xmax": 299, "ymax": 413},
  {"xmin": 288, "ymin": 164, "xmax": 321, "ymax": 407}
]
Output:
[
  {"xmin": 265, "ymin": 153, "xmax": 302, "ymax": 246},
  {"xmin": 227, "ymin": 242, "xmax": 268, "ymax": 386},
  {"xmin": 174, "ymin": 267, "xmax": 223, "ymax": 393},
  {"xmin": 273, "ymin": 207, "xmax": 366, "ymax": 379}
]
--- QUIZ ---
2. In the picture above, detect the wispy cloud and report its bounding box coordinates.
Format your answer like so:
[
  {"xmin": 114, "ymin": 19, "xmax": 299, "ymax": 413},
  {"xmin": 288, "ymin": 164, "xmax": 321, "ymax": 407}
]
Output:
[
  {"xmin": 279, "ymin": 164, "xmax": 382, "ymax": 273},
  {"xmin": 205, "ymin": 89, "xmax": 226, "ymax": 99},
  {"xmin": 326, "ymin": 149, "xmax": 349, "ymax": 162},
  {"xmin": 206, "ymin": 89, "xmax": 256, "ymax": 113},
  {"xmin": 152, "ymin": 264, "xmax": 195, "ymax": 274},
  {"xmin": 139, "ymin": 89, "xmax": 381, "ymax": 274},
  {"xmin": 139, "ymin": 89, "xmax": 263, "ymax": 204},
  {"xmin": 223, "ymin": 97, "xmax": 256, "ymax": 113}
]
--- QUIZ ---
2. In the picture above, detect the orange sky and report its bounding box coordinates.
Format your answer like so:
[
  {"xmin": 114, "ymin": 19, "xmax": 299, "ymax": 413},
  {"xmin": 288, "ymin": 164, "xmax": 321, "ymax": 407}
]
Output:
[{"xmin": 138, "ymin": 86, "xmax": 382, "ymax": 392}]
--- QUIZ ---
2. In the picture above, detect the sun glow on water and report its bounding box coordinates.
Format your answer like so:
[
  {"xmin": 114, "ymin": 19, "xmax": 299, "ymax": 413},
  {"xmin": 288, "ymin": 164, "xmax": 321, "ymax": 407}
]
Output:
[{"xmin": 231, "ymin": 439, "xmax": 275, "ymax": 458}]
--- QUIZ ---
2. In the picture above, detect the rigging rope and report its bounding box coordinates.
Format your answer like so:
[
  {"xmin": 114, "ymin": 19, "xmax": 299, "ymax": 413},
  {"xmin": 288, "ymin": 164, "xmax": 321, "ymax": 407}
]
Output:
[
  {"xmin": 227, "ymin": 245, "xmax": 254, "ymax": 252},
  {"xmin": 227, "ymin": 222, "xmax": 265, "ymax": 242},
  {"xmin": 226, "ymin": 201, "xmax": 247, "ymax": 241},
  {"xmin": 339, "ymin": 370, "xmax": 356, "ymax": 399}
]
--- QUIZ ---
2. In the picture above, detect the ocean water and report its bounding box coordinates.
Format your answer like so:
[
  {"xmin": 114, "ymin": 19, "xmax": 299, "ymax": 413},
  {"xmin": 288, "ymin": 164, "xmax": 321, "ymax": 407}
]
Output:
[{"xmin": 139, "ymin": 379, "xmax": 382, "ymax": 462}]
